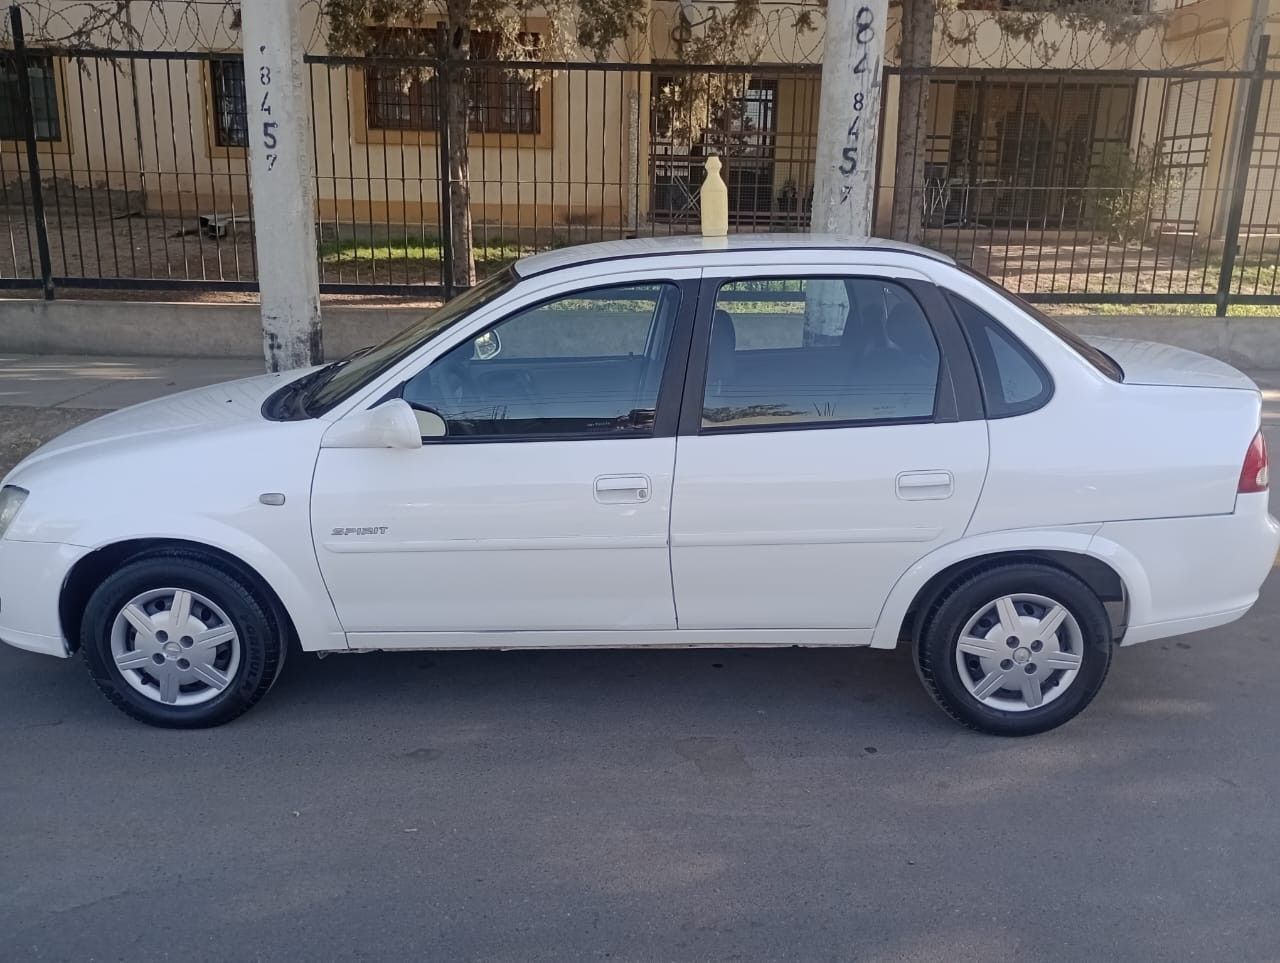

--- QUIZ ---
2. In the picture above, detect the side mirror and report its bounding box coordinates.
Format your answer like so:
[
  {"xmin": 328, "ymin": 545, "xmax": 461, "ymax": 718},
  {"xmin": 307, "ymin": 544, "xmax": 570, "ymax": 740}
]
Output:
[
  {"xmin": 321, "ymin": 399, "xmax": 423, "ymax": 450},
  {"xmin": 473, "ymin": 329, "xmax": 501, "ymax": 360}
]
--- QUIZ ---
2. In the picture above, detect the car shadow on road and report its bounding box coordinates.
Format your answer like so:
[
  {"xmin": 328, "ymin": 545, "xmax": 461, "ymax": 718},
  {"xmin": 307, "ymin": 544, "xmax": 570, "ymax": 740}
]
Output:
[{"xmin": 262, "ymin": 642, "xmax": 949, "ymax": 737}]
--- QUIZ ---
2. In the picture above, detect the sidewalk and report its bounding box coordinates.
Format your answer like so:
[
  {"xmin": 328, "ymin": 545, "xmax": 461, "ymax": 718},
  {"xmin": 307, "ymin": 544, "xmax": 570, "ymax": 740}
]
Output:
[{"xmin": 0, "ymin": 354, "xmax": 263, "ymax": 410}]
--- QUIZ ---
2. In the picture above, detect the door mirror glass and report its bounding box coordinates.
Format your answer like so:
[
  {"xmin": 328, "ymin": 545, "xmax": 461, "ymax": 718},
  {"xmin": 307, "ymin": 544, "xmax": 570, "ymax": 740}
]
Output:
[
  {"xmin": 472, "ymin": 330, "xmax": 502, "ymax": 360},
  {"xmin": 413, "ymin": 407, "xmax": 448, "ymax": 438}
]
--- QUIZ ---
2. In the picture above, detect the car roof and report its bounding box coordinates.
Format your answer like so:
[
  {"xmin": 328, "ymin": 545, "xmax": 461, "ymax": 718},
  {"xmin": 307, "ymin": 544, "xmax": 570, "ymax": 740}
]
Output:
[{"xmin": 513, "ymin": 233, "xmax": 956, "ymax": 278}]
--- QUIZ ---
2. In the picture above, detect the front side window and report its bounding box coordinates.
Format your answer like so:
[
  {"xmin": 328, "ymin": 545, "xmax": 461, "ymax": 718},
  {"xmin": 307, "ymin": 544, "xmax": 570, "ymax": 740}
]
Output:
[
  {"xmin": 210, "ymin": 57, "xmax": 248, "ymax": 148},
  {"xmin": 0, "ymin": 54, "xmax": 61, "ymax": 141},
  {"xmin": 700, "ymin": 277, "xmax": 941, "ymax": 430},
  {"xmin": 402, "ymin": 283, "xmax": 680, "ymax": 439}
]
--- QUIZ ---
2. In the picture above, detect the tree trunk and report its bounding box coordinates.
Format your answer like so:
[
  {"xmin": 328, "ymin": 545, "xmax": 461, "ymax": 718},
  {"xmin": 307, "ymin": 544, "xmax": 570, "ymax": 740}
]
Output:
[
  {"xmin": 891, "ymin": 0, "xmax": 935, "ymax": 244},
  {"xmin": 443, "ymin": 9, "xmax": 476, "ymax": 290}
]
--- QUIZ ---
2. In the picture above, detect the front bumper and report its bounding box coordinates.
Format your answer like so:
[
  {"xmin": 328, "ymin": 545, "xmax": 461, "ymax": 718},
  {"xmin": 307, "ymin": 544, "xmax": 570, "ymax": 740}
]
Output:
[{"xmin": 0, "ymin": 539, "xmax": 86, "ymax": 658}]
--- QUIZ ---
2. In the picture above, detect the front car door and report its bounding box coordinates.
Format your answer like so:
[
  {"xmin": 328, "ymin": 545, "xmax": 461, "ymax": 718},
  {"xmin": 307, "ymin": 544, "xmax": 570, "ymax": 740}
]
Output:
[
  {"xmin": 310, "ymin": 271, "xmax": 697, "ymax": 646},
  {"xmin": 670, "ymin": 264, "xmax": 990, "ymax": 633}
]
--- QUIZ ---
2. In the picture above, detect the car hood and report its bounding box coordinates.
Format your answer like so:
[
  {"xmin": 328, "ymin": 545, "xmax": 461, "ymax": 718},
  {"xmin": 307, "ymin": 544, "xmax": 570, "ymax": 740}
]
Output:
[
  {"xmin": 10, "ymin": 368, "xmax": 317, "ymax": 475},
  {"xmin": 1086, "ymin": 337, "xmax": 1258, "ymax": 391}
]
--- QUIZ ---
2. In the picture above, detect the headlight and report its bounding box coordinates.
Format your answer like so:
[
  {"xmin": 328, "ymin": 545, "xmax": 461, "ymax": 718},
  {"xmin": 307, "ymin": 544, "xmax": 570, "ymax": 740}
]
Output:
[{"xmin": 0, "ymin": 486, "xmax": 28, "ymax": 539}]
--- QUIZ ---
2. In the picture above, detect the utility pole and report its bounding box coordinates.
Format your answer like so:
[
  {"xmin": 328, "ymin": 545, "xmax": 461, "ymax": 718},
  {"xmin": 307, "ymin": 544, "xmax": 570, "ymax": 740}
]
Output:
[
  {"xmin": 811, "ymin": 0, "xmax": 889, "ymax": 237},
  {"xmin": 241, "ymin": 0, "xmax": 323, "ymax": 371},
  {"xmin": 806, "ymin": 0, "xmax": 889, "ymax": 341}
]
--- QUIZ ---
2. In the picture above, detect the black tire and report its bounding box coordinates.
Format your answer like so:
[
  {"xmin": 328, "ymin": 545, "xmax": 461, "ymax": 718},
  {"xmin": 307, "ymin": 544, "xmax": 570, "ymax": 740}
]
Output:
[
  {"xmin": 81, "ymin": 552, "xmax": 285, "ymax": 728},
  {"xmin": 916, "ymin": 562, "xmax": 1113, "ymax": 736}
]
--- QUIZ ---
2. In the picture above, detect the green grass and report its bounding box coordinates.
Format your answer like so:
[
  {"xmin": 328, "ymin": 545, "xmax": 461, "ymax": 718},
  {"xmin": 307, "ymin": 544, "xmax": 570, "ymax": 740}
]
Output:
[
  {"xmin": 317, "ymin": 235, "xmax": 527, "ymax": 269},
  {"xmin": 1046, "ymin": 303, "xmax": 1280, "ymax": 317},
  {"xmin": 1043, "ymin": 261, "xmax": 1280, "ymax": 317}
]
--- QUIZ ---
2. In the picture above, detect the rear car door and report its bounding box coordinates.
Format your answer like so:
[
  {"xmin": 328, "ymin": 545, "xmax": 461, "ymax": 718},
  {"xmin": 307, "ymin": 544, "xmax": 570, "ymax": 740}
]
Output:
[
  {"xmin": 309, "ymin": 273, "xmax": 697, "ymax": 642},
  {"xmin": 669, "ymin": 267, "xmax": 990, "ymax": 631}
]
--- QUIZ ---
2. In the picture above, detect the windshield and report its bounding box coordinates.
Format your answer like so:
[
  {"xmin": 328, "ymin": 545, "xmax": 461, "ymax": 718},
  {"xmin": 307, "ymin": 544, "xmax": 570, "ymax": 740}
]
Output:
[
  {"xmin": 300, "ymin": 268, "xmax": 520, "ymax": 416},
  {"xmin": 959, "ymin": 266, "xmax": 1124, "ymax": 382}
]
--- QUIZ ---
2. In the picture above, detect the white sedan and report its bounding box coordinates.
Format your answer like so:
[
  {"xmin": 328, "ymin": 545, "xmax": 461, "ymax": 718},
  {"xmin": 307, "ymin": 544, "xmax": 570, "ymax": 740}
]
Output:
[{"xmin": 1, "ymin": 235, "xmax": 1276, "ymax": 734}]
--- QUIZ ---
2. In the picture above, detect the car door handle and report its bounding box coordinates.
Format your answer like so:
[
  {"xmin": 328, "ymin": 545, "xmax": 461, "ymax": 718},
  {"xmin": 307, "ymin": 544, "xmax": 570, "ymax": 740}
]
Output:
[
  {"xmin": 896, "ymin": 470, "xmax": 954, "ymax": 500},
  {"xmin": 595, "ymin": 474, "xmax": 652, "ymax": 504}
]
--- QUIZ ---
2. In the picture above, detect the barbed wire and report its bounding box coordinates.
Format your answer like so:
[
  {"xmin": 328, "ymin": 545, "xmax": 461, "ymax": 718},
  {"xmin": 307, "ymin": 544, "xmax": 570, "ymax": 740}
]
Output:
[{"xmin": 1, "ymin": 0, "xmax": 1266, "ymax": 73}]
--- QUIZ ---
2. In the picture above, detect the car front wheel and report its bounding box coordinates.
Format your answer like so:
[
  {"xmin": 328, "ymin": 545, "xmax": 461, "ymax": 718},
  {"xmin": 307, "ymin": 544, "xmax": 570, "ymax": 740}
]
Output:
[
  {"xmin": 81, "ymin": 553, "xmax": 286, "ymax": 728},
  {"xmin": 916, "ymin": 563, "xmax": 1113, "ymax": 736}
]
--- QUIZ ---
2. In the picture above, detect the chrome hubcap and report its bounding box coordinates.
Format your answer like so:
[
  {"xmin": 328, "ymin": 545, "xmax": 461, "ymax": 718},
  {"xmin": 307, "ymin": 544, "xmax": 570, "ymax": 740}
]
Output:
[
  {"xmin": 109, "ymin": 588, "xmax": 240, "ymax": 707},
  {"xmin": 954, "ymin": 593, "xmax": 1084, "ymax": 713}
]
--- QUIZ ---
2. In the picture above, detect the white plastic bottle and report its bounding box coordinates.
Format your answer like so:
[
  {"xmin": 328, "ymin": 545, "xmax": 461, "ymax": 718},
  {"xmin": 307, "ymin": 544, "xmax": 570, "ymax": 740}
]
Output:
[{"xmin": 700, "ymin": 155, "xmax": 729, "ymax": 237}]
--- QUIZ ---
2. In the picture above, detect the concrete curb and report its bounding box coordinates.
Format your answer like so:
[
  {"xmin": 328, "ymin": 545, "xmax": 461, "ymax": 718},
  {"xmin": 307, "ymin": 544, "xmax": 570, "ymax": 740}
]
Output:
[
  {"xmin": 0, "ymin": 299, "xmax": 419, "ymax": 361},
  {"xmin": 0, "ymin": 299, "xmax": 1276, "ymax": 366}
]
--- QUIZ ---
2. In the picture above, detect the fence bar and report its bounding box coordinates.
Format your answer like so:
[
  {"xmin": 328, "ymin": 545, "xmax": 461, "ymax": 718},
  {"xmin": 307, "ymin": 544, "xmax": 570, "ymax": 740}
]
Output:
[
  {"xmin": 9, "ymin": 5, "xmax": 54, "ymax": 299},
  {"xmin": 436, "ymin": 23, "xmax": 455, "ymax": 299},
  {"xmin": 1217, "ymin": 34, "xmax": 1271, "ymax": 317}
]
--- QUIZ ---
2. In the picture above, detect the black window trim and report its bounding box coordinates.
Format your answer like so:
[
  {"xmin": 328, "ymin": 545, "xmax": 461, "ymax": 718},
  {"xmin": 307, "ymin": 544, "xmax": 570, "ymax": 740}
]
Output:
[
  {"xmin": 676, "ymin": 273, "xmax": 983, "ymax": 437},
  {"xmin": 395, "ymin": 276, "xmax": 701, "ymax": 444},
  {"xmin": 942, "ymin": 289, "xmax": 1056, "ymax": 419}
]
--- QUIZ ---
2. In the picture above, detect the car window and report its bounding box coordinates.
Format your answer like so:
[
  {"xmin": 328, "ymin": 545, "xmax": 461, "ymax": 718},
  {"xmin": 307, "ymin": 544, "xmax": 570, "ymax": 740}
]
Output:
[
  {"xmin": 401, "ymin": 283, "xmax": 679, "ymax": 439},
  {"xmin": 700, "ymin": 277, "xmax": 940, "ymax": 431},
  {"xmin": 956, "ymin": 265, "xmax": 1123, "ymax": 382},
  {"xmin": 946, "ymin": 293, "xmax": 1053, "ymax": 417}
]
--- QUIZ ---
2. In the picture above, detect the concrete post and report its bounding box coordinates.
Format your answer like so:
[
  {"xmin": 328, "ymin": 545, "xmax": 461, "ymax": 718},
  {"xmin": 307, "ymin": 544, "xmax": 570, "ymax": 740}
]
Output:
[
  {"xmin": 810, "ymin": 0, "xmax": 889, "ymax": 236},
  {"xmin": 806, "ymin": 0, "xmax": 889, "ymax": 342},
  {"xmin": 241, "ymin": 0, "xmax": 323, "ymax": 372}
]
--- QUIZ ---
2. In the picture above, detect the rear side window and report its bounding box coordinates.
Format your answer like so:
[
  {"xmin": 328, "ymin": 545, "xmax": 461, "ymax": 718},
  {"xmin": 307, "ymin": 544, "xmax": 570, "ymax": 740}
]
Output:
[
  {"xmin": 701, "ymin": 277, "xmax": 941, "ymax": 430},
  {"xmin": 947, "ymin": 293, "xmax": 1052, "ymax": 418}
]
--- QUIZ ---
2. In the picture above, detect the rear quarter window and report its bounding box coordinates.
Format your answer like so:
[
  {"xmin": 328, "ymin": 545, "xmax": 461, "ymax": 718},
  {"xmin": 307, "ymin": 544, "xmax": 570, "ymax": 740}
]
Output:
[{"xmin": 947, "ymin": 293, "xmax": 1053, "ymax": 418}]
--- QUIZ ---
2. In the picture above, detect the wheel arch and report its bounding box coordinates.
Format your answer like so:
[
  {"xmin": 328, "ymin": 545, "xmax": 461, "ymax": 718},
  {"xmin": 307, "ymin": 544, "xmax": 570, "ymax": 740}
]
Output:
[
  {"xmin": 871, "ymin": 529, "xmax": 1150, "ymax": 649},
  {"xmin": 60, "ymin": 537, "xmax": 305, "ymax": 654}
]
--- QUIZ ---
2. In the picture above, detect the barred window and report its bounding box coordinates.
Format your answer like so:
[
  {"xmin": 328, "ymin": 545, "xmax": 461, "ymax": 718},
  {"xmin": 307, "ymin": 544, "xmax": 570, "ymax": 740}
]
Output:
[
  {"xmin": 0, "ymin": 54, "xmax": 61, "ymax": 142},
  {"xmin": 365, "ymin": 29, "xmax": 541, "ymax": 135},
  {"xmin": 210, "ymin": 57, "xmax": 248, "ymax": 148}
]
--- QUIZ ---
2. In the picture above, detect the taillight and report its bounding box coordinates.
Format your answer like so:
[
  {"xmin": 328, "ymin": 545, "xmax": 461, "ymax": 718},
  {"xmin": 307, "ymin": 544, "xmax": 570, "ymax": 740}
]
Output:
[{"xmin": 1239, "ymin": 430, "xmax": 1269, "ymax": 493}]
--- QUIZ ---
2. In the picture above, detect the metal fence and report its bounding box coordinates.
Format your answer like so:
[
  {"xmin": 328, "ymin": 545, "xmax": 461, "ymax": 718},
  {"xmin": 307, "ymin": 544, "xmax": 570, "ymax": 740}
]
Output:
[
  {"xmin": 1, "ymin": 2, "xmax": 1279, "ymax": 312},
  {"xmin": 879, "ymin": 39, "xmax": 1280, "ymax": 312}
]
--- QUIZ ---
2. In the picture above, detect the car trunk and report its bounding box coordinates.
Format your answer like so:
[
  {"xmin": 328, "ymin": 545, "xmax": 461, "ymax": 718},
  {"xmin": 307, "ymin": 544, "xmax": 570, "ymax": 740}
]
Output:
[{"xmin": 1086, "ymin": 337, "xmax": 1258, "ymax": 391}]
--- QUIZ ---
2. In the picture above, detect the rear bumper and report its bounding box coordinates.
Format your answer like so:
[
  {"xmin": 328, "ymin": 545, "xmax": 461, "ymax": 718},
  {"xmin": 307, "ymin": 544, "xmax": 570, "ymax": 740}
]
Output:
[
  {"xmin": 1095, "ymin": 492, "xmax": 1280, "ymax": 645},
  {"xmin": 0, "ymin": 539, "xmax": 85, "ymax": 659}
]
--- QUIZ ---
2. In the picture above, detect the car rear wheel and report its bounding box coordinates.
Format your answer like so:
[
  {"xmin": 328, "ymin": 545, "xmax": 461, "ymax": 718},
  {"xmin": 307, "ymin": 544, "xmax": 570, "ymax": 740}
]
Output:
[
  {"xmin": 81, "ymin": 553, "xmax": 285, "ymax": 728},
  {"xmin": 916, "ymin": 563, "xmax": 1113, "ymax": 736}
]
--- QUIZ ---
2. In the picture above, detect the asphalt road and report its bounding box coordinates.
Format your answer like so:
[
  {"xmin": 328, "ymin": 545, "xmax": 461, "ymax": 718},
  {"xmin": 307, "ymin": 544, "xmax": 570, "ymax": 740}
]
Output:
[
  {"xmin": 2, "ymin": 401, "xmax": 1280, "ymax": 961},
  {"xmin": 2, "ymin": 580, "xmax": 1280, "ymax": 961}
]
